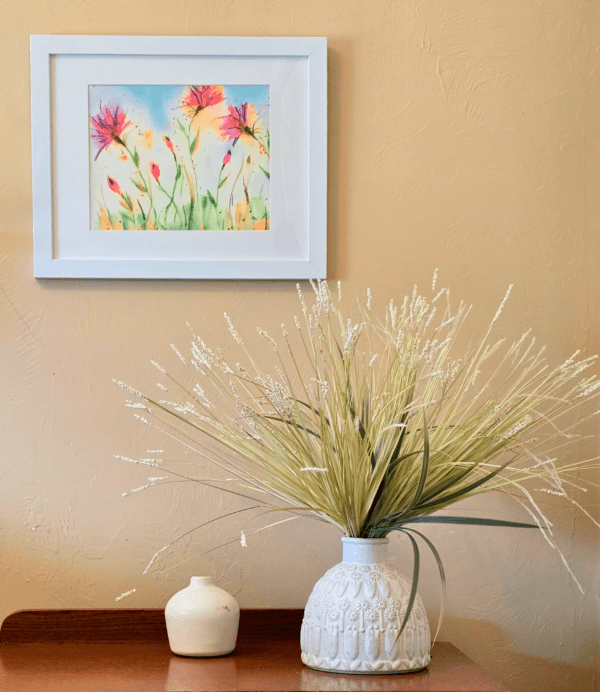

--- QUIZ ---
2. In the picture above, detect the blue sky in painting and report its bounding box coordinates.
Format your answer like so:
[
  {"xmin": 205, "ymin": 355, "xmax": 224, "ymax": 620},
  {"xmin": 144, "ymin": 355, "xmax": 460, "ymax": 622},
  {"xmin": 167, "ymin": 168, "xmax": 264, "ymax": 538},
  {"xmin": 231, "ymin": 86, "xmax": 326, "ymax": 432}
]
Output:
[
  {"xmin": 117, "ymin": 85, "xmax": 182, "ymax": 130},
  {"xmin": 224, "ymin": 86, "xmax": 269, "ymax": 111},
  {"xmin": 90, "ymin": 85, "xmax": 269, "ymax": 131}
]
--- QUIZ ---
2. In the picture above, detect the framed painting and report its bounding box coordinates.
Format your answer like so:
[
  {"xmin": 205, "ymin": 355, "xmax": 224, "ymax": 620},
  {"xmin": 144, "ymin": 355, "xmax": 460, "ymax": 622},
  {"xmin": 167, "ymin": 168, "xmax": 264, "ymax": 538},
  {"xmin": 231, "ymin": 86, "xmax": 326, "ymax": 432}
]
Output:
[{"xmin": 30, "ymin": 36, "xmax": 327, "ymax": 279}]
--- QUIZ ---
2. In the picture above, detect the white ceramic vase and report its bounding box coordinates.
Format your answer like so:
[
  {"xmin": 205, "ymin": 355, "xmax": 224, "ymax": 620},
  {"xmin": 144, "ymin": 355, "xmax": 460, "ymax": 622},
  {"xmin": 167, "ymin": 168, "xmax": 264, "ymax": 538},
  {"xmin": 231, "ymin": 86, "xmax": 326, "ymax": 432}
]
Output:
[
  {"xmin": 300, "ymin": 537, "xmax": 431, "ymax": 674},
  {"xmin": 165, "ymin": 576, "xmax": 240, "ymax": 657}
]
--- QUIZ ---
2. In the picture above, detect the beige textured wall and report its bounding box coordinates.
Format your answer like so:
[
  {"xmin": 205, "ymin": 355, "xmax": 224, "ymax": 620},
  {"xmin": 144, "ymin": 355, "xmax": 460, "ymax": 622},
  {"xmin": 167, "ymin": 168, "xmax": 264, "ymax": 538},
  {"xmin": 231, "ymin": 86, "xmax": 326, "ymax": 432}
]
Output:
[{"xmin": 1, "ymin": 1, "xmax": 599, "ymax": 690}]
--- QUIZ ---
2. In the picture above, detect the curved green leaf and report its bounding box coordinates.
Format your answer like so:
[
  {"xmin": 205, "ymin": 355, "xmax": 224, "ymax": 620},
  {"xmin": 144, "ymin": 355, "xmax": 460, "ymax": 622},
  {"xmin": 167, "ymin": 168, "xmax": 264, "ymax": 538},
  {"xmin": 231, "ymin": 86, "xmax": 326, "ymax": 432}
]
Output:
[
  {"xmin": 401, "ymin": 527, "xmax": 445, "ymax": 646},
  {"xmin": 399, "ymin": 516, "xmax": 541, "ymax": 529},
  {"xmin": 393, "ymin": 531, "xmax": 420, "ymax": 648}
]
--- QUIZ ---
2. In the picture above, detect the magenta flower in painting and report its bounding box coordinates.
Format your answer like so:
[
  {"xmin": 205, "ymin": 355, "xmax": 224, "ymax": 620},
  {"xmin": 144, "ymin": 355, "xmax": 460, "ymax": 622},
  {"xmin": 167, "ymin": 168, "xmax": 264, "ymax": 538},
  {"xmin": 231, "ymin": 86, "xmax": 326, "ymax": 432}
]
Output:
[
  {"xmin": 219, "ymin": 103, "xmax": 259, "ymax": 144},
  {"xmin": 107, "ymin": 177, "xmax": 121, "ymax": 195},
  {"xmin": 222, "ymin": 150, "xmax": 231, "ymax": 167},
  {"xmin": 91, "ymin": 106, "xmax": 131, "ymax": 160},
  {"xmin": 182, "ymin": 86, "xmax": 225, "ymax": 119},
  {"xmin": 150, "ymin": 162, "xmax": 161, "ymax": 181}
]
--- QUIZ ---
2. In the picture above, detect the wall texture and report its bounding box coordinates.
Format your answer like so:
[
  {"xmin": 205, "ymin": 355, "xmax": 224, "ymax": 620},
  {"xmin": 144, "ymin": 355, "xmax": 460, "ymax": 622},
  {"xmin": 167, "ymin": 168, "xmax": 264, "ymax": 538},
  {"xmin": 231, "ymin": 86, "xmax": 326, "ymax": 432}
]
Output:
[{"xmin": 1, "ymin": 1, "xmax": 599, "ymax": 691}]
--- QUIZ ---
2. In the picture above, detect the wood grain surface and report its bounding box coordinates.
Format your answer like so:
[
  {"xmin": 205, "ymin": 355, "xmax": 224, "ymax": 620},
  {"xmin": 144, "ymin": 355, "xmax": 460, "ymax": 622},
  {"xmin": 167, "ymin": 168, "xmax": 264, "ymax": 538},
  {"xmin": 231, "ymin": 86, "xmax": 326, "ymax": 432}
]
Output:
[
  {"xmin": 0, "ymin": 608, "xmax": 304, "ymax": 644},
  {"xmin": 0, "ymin": 609, "xmax": 509, "ymax": 692}
]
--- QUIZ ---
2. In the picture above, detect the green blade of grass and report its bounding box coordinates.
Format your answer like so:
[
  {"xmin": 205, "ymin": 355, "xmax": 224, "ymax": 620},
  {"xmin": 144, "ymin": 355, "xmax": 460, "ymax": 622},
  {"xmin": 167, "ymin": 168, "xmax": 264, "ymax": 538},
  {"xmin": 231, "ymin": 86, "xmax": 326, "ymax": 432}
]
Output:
[
  {"xmin": 392, "ymin": 530, "xmax": 420, "ymax": 648},
  {"xmin": 399, "ymin": 516, "xmax": 541, "ymax": 529},
  {"xmin": 401, "ymin": 527, "xmax": 445, "ymax": 646}
]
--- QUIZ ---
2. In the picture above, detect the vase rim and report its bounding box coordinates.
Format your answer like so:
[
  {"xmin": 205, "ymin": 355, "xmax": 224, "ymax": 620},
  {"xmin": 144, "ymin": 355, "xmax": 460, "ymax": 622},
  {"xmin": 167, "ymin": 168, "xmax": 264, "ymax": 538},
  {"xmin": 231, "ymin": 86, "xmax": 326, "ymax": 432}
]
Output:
[{"xmin": 341, "ymin": 537, "xmax": 389, "ymax": 544}]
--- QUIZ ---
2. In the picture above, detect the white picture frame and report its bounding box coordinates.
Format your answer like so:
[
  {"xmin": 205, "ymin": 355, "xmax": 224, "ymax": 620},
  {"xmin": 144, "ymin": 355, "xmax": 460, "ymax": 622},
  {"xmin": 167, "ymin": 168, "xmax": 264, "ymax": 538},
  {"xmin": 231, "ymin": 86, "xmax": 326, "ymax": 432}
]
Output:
[{"xmin": 30, "ymin": 35, "xmax": 327, "ymax": 279}]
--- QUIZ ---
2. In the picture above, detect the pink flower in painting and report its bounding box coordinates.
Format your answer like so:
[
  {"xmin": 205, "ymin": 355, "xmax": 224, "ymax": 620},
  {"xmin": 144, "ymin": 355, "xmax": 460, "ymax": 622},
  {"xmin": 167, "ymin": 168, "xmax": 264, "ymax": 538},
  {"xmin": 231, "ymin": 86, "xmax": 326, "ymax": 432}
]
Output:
[
  {"xmin": 91, "ymin": 106, "xmax": 131, "ymax": 160},
  {"xmin": 163, "ymin": 135, "xmax": 175, "ymax": 155},
  {"xmin": 222, "ymin": 150, "xmax": 231, "ymax": 167},
  {"xmin": 182, "ymin": 85, "xmax": 225, "ymax": 119},
  {"xmin": 150, "ymin": 162, "xmax": 161, "ymax": 181},
  {"xmin": 107, "ymin": 177, "xmax": 121, "ymax": 195},
  {"xmin": 219, "ymin": 103, "xmax": 259, "ymax": 144}
]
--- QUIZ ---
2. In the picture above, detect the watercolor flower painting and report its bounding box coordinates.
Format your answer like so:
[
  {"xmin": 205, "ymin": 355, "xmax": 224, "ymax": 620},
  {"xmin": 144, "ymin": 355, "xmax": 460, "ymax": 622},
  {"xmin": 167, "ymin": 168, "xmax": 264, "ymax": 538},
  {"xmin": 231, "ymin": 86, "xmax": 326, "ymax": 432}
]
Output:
[{"xmin": 89, "ymin": 85, "xmax": 270, "ymax": 231}]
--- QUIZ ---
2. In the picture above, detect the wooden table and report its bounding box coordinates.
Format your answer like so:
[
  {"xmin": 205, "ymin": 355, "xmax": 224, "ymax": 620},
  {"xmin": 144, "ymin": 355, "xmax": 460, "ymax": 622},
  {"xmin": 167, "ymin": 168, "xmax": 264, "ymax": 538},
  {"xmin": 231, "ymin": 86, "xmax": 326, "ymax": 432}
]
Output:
[{"xmin": 0, "ymin": 609, "xmax": 508, "ymax": 691}]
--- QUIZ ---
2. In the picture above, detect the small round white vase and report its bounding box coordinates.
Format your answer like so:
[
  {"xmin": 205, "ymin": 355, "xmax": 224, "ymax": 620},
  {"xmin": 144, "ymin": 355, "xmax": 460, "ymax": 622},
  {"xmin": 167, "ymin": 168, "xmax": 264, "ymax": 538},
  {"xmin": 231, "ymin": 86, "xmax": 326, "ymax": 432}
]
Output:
[
  {"xmin": 165, "ymin": 576, "xmax": 240, "ymax": 657},
  {"xmin": 300, "ymin": 537, "xmax": 431, "ymax": 674}
]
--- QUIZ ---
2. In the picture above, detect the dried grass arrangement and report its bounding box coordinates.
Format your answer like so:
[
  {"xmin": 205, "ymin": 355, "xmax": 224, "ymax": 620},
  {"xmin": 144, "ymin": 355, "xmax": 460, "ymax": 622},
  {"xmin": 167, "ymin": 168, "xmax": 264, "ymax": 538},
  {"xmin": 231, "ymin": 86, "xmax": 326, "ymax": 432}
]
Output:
[{"xmin": 114, "ymin": 275, "xmax": 599, "ymax": 635}]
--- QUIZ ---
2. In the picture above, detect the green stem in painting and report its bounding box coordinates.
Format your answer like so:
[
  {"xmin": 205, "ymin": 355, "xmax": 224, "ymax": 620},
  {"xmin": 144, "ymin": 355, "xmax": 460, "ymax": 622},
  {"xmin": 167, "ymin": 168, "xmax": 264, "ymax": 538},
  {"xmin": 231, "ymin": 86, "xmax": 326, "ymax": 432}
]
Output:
[
  {"xmin": 157, "ymin": 180, "xmax": 183, "ymax": 228},
  {"xmin": 215, "ymin": 167, "xmax": 229, "ymax": 210},
  {"xmin": 181, "ymin": 164, "xmax": 196, "ymax": 228},
  {"xmin": 145, "ymin": 176, "xmax": 159, "ymax": 229},
  {"xmin": 121, "ymin": 142, "xmax": 158, "ymax": 228},
  {"xmin": 138, "ymin": 200, "xmax": 147, "ymax": 225},
  {"xmin": 177, "ymin": 120, "xmax": 201, "ymax": 214},
  {"xmin": 229, "ymin": 156, "xmax": 245, "ymax": 222}
]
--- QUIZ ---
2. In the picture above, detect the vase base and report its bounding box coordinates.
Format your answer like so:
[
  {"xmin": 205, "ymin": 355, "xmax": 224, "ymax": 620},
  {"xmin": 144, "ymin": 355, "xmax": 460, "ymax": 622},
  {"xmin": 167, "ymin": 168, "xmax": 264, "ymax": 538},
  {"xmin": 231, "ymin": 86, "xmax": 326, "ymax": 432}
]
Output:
[
  {"xmin": 303, "ymin": 663, "xmax": 429, "ymax": 675},
  {"xmin": 301, "ymin": 653, "xmax": 430, "ymax": 675},
  {"xmin": 171, "ymin": 649, "xmax": 235, "ymax": 658}
]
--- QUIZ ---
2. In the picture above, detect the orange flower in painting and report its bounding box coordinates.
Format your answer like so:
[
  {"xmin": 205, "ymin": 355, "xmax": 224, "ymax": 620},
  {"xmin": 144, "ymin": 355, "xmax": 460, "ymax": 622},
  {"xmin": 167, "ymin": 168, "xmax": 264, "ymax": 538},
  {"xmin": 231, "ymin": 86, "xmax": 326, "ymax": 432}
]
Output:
[
  {"xmin": 91, "ymin": 106, "xmax": 131, "ymax": 160},
  {"xmin": 142, "ymin": 130, "xmax": 154, "ymax": 149},
  {"xmin": 107, "ymin": 177, "xmax": 121, "ymax": 195},
  {"xmin": 100, "ymin": 207, "xmax": 113, "ymax": 230}
]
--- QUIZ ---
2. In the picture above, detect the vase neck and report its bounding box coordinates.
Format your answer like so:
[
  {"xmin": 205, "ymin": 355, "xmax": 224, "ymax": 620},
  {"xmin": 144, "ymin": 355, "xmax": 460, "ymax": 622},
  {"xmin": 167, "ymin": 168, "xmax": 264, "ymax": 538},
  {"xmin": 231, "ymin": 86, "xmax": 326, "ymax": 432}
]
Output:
[
  {"xmin": 190, "ymin": 576, "xmax": 214, "ymax": 587},
  {"xmin": 342, "ymin": 537, "xmax": 389, "ymax": 564}
]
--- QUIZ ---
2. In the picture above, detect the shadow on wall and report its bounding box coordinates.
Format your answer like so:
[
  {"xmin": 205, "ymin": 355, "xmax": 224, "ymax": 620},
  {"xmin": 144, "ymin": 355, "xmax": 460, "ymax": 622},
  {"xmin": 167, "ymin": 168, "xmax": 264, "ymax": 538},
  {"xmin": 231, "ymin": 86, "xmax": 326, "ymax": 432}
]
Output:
[
  {"xmin": 326, "ymin": 39, "xmax": 353, "ymax": 281},
  {"xmin": 442, "ymin": 617, "xmax": 597, "ymax": 692}
]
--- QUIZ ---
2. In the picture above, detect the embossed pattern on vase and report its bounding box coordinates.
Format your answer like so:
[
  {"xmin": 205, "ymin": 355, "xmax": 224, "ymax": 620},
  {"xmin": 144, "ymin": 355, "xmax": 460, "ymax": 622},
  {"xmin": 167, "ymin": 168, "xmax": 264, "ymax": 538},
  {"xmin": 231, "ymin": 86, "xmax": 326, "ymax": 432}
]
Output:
[{"xmin": 301, "ymin": 562, "xmax": 430, "ymax": 673}]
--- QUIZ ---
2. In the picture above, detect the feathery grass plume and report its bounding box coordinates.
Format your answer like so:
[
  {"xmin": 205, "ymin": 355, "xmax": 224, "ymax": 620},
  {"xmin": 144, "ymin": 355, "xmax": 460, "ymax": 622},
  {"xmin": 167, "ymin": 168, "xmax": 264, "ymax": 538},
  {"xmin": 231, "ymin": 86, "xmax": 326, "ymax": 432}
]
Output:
[
  {"xmin": 114, "ymin": 277, "xmax": 599, "ymax": 634},
  {"xmin": 115, "ymin": 588, "xmax": 136, "ymax": 602}
]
